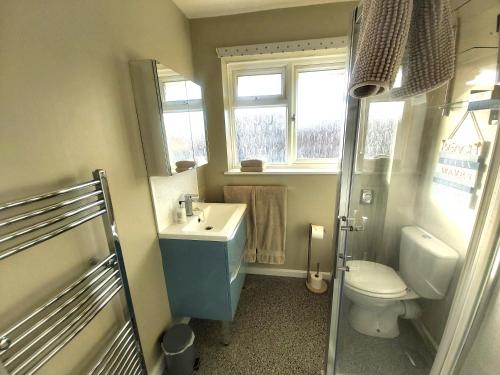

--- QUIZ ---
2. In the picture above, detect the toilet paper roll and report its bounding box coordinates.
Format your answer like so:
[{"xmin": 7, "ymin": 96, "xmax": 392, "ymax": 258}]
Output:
[
  {"xmin": 311, "ymin": 225, "xmax": 324, "ymax": 240},
  {"xmin": 310, "ymin": 272, "xmax": 323, "ymax": 290}
]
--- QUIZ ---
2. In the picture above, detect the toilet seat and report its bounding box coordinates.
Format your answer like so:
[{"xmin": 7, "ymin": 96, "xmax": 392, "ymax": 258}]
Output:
[{"xmin": 345, "ymin": 260, "xmax": 408, "ymax": 299}]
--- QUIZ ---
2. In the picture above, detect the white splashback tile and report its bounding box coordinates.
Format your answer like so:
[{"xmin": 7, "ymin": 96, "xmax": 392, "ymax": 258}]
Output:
[{"xmin": 149, "ymin": 170, "xmax": 199, "ymax": 232}]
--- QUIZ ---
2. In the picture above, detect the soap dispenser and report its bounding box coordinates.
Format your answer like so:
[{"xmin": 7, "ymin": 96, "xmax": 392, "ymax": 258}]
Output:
[{"xmin": 175, "ymin": 201, "xmax": 187, "ymax": 224}]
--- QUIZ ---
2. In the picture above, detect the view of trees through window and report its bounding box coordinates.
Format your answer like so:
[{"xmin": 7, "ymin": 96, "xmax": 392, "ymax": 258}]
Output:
[
  {"xmin": 363, "ymin": 101, "xmax": 405, "ymax": 160},
  {"xmin": 228, "ymin": 58, "xmax": 347, "ymax": 167},
  {"xmin": 235, "ymin": 107, "xmax": 287, "ymax": 163},
  {"xmin": 296, "ymin": 69, "xmax": 346, "ymax": 160}
]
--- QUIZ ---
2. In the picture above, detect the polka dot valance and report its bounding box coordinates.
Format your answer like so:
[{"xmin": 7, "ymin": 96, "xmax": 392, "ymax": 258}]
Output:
[{"xmin": 216, "ymin": 36, "xmax": 348, "ymax": 58}]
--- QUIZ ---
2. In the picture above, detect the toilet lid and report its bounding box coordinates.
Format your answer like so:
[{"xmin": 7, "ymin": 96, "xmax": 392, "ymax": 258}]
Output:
[{"xmin": 345, "ymin": 260, "xmax": 407, "ymax": 296}]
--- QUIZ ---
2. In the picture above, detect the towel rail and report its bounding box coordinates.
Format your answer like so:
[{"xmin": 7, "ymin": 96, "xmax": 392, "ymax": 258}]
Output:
[
  {"xmin": 115, "ymin": 340, "xmax": 139, "ymax": 374},
  {"xmin": 126, "ymin": 357, "xmax": 141, "ymax": 375},
  {"xmin": 1, "ymin": 267, "xmax": 118, "ymax": 356},
  {"xmin": 0, "ymin": 208, "xmax": 107, "ymax": 261},
  {"xmin": 0, "ymin": 190, "xmax": 103, "ymax": 229},
  {"xmin": 17, "ymin": 285, "xmax": 123, "ymax": 375},
  {"xmin": 88, "ymin": 321, "xmax": 133, "ymax": 374},
  {"xmin": 0, "ymin": 199, "xmax": 105, "ymax": 244},
  {"xmin": 0, "ymin": 180, "xmax": 100, "ymax": 211},
  {"xmin": 0, "ymin": 170, "xmax": 146, "ymax": 374},
  {"xmin": 4, "ymin": 276, "xmax": 122, "ymax": 368},
  {"xmin": 0, "ymin": 253, "xmax": 115, "ymax": 340},
  {"xmin": 127, "ymin": 358, "xmax": 141, "ymax": 375},
  {"xmin": 106, "ymin": 334, "xmax": 136, "ymax": 373}
]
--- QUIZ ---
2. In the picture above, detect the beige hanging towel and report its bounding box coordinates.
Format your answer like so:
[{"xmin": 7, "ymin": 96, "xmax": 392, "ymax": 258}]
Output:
[
  {"xmin": 255, "ymin": 186, "xmax": 287, "ymax": 265},
  {"xmin": 391, "ymin": 0, "xmax": 455, "ymax": 98},
  {"xmin": 349, "ymin": 0, "xmax": 413, "ymax": 98},
  {"xmin": 223, "ymin": 186, "xmax": 257, "ymax": 263}
]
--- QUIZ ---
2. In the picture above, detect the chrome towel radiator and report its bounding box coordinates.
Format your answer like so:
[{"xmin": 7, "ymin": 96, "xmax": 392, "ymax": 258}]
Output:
[{"xmin": 0, "ymin": 170, "xmax": 146, "ymax": 374}]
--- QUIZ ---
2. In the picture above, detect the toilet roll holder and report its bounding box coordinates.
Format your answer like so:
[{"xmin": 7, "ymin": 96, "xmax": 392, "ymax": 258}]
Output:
[{"xmin": 306, "ymin": 223, "xmax": 328, "ymax": 294}]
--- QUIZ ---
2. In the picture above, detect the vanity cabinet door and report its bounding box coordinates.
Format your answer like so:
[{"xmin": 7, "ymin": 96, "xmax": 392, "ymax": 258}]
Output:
[
  {"xmin": 159, "ymin": 238, "xmax": 232, "ymax": 320},
  {"xmin": 159, "ymin": 219, "xmax": 247, "ymax": 321}
]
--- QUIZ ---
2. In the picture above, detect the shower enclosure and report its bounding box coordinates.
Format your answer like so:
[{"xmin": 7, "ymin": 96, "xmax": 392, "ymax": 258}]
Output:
[{"xmin": 326, "ymin": 3, "xmax": 499, "ymax": 375}]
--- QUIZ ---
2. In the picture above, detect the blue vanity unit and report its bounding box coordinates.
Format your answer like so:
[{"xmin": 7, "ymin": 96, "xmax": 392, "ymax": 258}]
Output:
[{"xmin": 158, "ymin": 203, "xmax": 247, "ymax": 322}]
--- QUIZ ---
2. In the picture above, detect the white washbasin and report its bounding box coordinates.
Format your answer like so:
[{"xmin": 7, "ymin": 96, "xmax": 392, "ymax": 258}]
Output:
[{"xmin": 158, "ymin": 203, "xmax": 247, "ymax": 241}]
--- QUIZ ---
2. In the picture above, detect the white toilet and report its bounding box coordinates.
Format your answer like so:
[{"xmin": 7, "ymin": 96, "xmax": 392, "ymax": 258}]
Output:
[{"xmin": 344, "ymin": 226, "xmax": 458, "ymax": 338}]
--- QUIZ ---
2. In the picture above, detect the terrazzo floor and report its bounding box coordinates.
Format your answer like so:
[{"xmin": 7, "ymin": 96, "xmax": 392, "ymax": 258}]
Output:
[
  {"xmin": 190, "ymin": 275, "xmax": 330, "ymax": 375},
  {"xmin": 336, "ymin": 300, "xmax": 433, "ymax": 375},
  {"xmin": 190, "ymin": 275, "xmax": 433, "ymax": 375}
]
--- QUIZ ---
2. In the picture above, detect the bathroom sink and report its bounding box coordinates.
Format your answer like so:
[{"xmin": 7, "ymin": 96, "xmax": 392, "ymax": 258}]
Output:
[{"xmin": 158, "ymin": 203, "xmax": 247, "ymax": 241}]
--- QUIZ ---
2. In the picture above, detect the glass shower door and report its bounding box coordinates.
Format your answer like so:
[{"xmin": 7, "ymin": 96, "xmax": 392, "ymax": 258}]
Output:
[
  {"xmin": 331, "ymin": 90, "xmax": 434, "ymax": 375},
  {"xmin": 326, "ymin": 1, "xmax": 500, "ymax": 374},
  {"xmin": 327, "ymin": 63, "xmax": 498, "ymax": 375}
]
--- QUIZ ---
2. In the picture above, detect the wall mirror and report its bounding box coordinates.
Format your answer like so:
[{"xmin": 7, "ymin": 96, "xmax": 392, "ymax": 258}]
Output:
[{"xmin": 129, "ymin": 60, "xmax": 208, "ymax": 176}]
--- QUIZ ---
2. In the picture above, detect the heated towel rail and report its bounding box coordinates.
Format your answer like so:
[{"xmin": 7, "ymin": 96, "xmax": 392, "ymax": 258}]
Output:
[{"xmin": 0, "ymin": 170, "xmax": 146, "ymax": 374}]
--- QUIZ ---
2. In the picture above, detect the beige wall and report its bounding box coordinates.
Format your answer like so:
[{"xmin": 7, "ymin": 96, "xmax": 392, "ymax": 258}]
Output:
[
  {"xmin": 190, "ymin": 2, "xmax": 358, "ymax": 272},
  {"xmin": 414, "ymin": 0, "xmax": 500, "ymax": 344},
  {"xmin": 0, "ymin": 0, "xmax": 197, "ymax": 372}
]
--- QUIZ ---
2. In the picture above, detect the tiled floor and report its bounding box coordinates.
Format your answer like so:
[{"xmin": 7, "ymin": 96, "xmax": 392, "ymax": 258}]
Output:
[{"xmin": 190, "ymin": 275, "xmax": 433, "ymax": 375}]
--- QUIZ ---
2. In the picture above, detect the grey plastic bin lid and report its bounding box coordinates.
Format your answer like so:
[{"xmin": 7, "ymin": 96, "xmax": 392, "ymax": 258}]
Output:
[{"xmin": 162, "ymin": 324, "xmax": 195, "ymax": 355}]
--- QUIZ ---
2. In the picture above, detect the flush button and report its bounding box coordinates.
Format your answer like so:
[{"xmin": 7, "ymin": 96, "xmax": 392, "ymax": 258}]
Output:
[{"xmin": 360, "ymin": 189, "xmax": 374, "ymax": 205}]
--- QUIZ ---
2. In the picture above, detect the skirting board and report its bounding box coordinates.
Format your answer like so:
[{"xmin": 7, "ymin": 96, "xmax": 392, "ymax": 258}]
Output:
[
  {"xmin": 246, "ymin": 266, "xmax": 331, "ymax": 279},
  {"xmin": 151, "ymin": 316, "xmax": 191, "ymax": 375},
  {"xmin": 412, "ymin": 318, "xmax": 438, "ymax": 355}
]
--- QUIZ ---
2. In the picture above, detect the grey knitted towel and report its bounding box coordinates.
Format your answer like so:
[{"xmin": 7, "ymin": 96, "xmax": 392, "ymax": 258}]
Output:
[
  {"xmin": 349, "ymin": 0, "xmax": 413, "ymax": 99},
  {"xmin": 392, "ymin": 0, "xmax": 455, "ymax": 98}
]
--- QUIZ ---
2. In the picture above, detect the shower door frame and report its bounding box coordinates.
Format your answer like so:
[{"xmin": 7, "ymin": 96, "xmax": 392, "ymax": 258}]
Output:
[
  {"xmin": 325, "ymin": 6, "xmax": 500, "ymax": 375},
  {"xmin": 325, "ymin": 6, "xmax": 361, "ymax": 375}
]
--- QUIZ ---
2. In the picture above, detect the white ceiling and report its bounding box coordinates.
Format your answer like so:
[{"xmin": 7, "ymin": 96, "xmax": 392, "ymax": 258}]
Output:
[{"xmin": 172, "ymin": 0, "xmax": 352, "ymax": 19}]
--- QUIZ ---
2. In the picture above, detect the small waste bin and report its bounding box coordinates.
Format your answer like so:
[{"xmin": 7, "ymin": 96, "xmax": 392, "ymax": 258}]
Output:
[{"xmin": 161, "ymin": 324, "xmax": 200, "ymax": 375}]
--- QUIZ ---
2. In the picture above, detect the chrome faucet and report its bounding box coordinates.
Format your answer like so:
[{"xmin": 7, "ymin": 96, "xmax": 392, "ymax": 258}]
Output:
[{"xmin": 184, "ymin": 194, "xmax": 199, "ymax": 216}]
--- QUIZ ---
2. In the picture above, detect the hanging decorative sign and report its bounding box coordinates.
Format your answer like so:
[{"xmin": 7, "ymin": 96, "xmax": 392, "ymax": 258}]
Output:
[{"xmin": 432, "ymin": 111, "xmax": 486, "ymax": 195}]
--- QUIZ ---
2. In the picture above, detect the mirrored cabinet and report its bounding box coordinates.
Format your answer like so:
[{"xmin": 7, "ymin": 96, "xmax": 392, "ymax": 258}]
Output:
[{"xmin": 129, "ymin": 60, "xmax": 208, "ymax": 176}]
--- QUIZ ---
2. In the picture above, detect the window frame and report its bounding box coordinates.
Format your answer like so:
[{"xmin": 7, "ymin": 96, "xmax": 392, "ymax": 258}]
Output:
[
  {"xmin": 221, "ymin": 51, "xmax": 348, "ymax": 171},
  {"xmin": 160, "ymin": 77, "xmax": 203, "ymax": 113}
]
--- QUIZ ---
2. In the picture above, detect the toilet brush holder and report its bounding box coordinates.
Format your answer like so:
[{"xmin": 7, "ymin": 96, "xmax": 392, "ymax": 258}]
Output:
[{"xmin": 306, "ymin": 262, "xmax": 328, "ymax": 294}]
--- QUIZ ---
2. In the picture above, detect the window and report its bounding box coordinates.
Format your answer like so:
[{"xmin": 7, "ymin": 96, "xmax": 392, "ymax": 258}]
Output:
[
  {"xmin": 355, "ymin": 67, "xmax": 407, "ymax": 172},
  {"xmin": 223, "ymin": 54, "xmax": 347, "ymax": 171},
  {"xmin": 363, "ymin": 101, "xmax": 405, "ymax": 160},
  {"xmin": 161, "ymin": 79, "xmax": 208, "ymax": 166}
]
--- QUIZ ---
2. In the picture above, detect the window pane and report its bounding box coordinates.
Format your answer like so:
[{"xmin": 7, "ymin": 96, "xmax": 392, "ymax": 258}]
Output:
[
  {"xmin": 364, "ymin": 101, "xmax": 405, "ymax": 159},
  {"xmin": 237, "ymin": 74, "xmax": 282, "ymax": 97},
  {"xmin": 186, "ymin": 81, "xmax": 202, "ymax": 100},
  {"xmin": 163, "ymin": 112, "xmax": 194, "ymax": 168},
  {"xmin": 296, "ymin": 69, "xmax": 346, "ymax": 159},
  {"xmin": 189, "ymin": 111, "xmax": 208, "ymax": 165},
  {"xmin": 234, "ymin": 107, "xmax": 287, "ymax": 164},
  {"xmin": 163, "ymin": 81, "xmax": 187, "ymax": 102}
]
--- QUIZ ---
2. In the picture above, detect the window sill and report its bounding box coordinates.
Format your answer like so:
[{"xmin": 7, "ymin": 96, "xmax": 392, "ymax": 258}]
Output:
[{"xmin": 224, "ymin": 168, "xmax": 339, "ymax": 175}]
